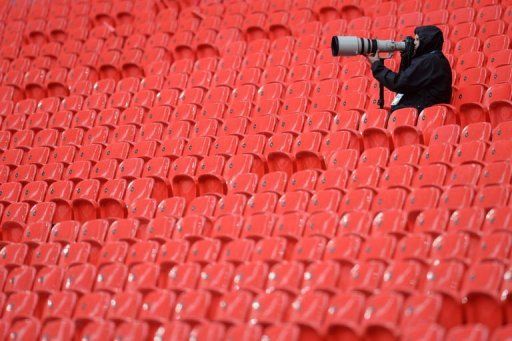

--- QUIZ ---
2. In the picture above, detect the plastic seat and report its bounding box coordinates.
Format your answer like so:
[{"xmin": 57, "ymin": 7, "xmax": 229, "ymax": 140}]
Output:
[
  {"xmin": 186, "ymin": 196, "xmax": 217, "ymax": 219},
  {"xmin": 157, "ymin": 138, "xmax": 186, "ymax": 161},
  {"xmin": 42, "ymin": 291, "xmax": 77, "ymax": 321},
  {"xmin": 211, "ymin": 215, "xmax": 243, "ymax": 241},
  {"xmin": 124, "ymin": 262, "xmax": 159, "ymax": 292},
  {"xmin": 348, "ymin": 166, "xmax": 381, "ymax": 191},
  {"xmin": 486, "ymin": 140, "xmax": 512, "ymax": 163},
  {"xmin": 153, "ymin": 197, "xmax": 185, "ymax": 221},
  {"xmin": 232, "ymin": 261, "xmax": 268, "ymax": 293},
  {"xmin": 155, "ymin": 239, "xmax": 189, "ymax": 269},
  {"xmin": 476, "ymin": 185, "xmax": 511, "ymax": 209},
  {"xmin": 268, "ymin": 212, "xmax": 305, "ymax": 242},
  {"xmin": 339, "ymin": 188, "xmax": 374, "ymax": 214},
  {"xmin": 189, "ymin": 322, "xmax": 225, "ymax": 341},
  {"xmin": 454, "ymin": 85, "xmax": 488, "ymax": 127},
  {"xmin": 308, "ymin": 190, "xmax": 342, "ymax": 214},
  {"xmin": 333, "ymin": 211, "xmax": 371, "ymax": 239},
  {"xmin": 174, "ymin": 290, "xmax": 211, "ymax": 323},
  {"xmin": 438, "ymin": 186, "xmax": 474, "ymax": 211},
  {"xmin": 256, "ymin": 171, "xmax": 287, "ymax": 196},
  {"xmin": 276, "ymin": 114, "xmax": 306, "ymax": 136},
  {"xmin": 29, "ymin": 241, "xmax": 62, "ymax": 268},
  {"xmin": 104, "ymin": 219, "xmax": 139, "ymax": 244},
  {"xmin": 242, "ymin": 191, "xmax": 278, "ymax": 216},
  {"xmin": 446, "ymin": 164, "xmax": 481, "ymax": 187},
  {"xmin": 411, "ymin": 207, "xmax": 449, "ymax": 236},
  {"xmin": 78, "ymin": 219, "xmax": 109, "ymax": 251},
  {"xmin": 10, "ymin": 164, "xmax": 37, "ymax": 185},
  {"xmin": 0, "ymin": 203, "xmax": 30, "ymax": 241},
  {"xmin": 215, "ymin": 194, "xmax": 247, "ymax": 218},
  {"xmin": 6, "ymin": 317, "xmax": 40, "ymax": 340},
  {"xmin": 10, "ymin": 130, "xmax": 34, "ymax": 150},
  {"xmin": 479, "ymin": 162, "xmax": 512, "ymax": 187},
  {"xmin": 379, "ymin": 164, "xmax": 414, "ymax": 189},
  {"xmin": 274, "ymin": 191, "xmax": 309, "ymax": 215},
  {"xmin": 324, "ymin": 291, "xmax": 366, "ymax": 338},
  {"xmin": 185, "ymin": 238, "xmax": 220, "ymax": 265},
  {"xmin": 474, "ymin": 232, "xmax": 512, "ymax": 264},
  {"xmin": 70, "ymin": 179, "xmax": 100, "ymax": 222},
  {"xmin": 249, "ymin": 237, "xmax": 286, "ymax": 264},
  {"xmin": 58, "ymin": 242, "xmax": 91, "ymax": 268},
  {"xmin": 196, "ymin": 156, "xmax": 226, "ymax": 196},
  {"xmin": 483, "ymin": 34, "xmax": 510, "ymax": 55},
  {"xmin": 485, "ymin": 83, "xmax": 512, "ymax": 127},
  {"xmin": 139, "ymin": 289, "xmax": 176, "ymax": 324},
  {"xmin": 62, "ymin": 263, "xmax": 96, "ymax": 294},
  {"xmin": 40, "ymin": 318, "xmax": 75, "ymax": 340},
  {"xmin": 285, "ymin": 291, "xmax": 329, "ymax": 339},
  {"xmin": 249, "ymin": 291, "xmax": 290, "ymax": 325},
  {"xmin": 346, "ymin": 261, "xmax": 386, "ymax": 295},
  {"xmin": 430, "ymin": 231, "xmax": 470, "ymax": 267},
  {"xmin": 0, "ymin": 149, "xmax": 24, "ymax": 168},
  {"xmin": 462, "ymin": 262, "xmax": 505, "ymax": 329},
  {"xmin": 114, "ymin": 322, "xmax": 148, "ymax": 338},
  {"xmin": 418, "ymin": 142, "xmax": 452, "ymax": 166},
  {"xmin": 383, "ymin": 260, "xmax": 424, "ymax": 294},
  {"xmin": 125, "ymin": 241, "xmax": 158, "ymax": 266},
  {"xmin": 218, "ymin": 238, "xmax": 253, "ymax": 265},
  {"xmin": 3, "ymin": 265, "xmax": 35, "ymax": 293},
  {"xmin": 138, "ymin": 216, "xmax": 174, "ymax": 242},
  {"xmin": 107, "ymin": 291, "xmax": 142, "ymax": 322},
  {"xmin": 370, "ymin": 209, "xmax": 407, "ymax": 237},
  {"xmin": 49, "ymin": 220, "xmax": 80, "ymax": 245},
  {"xmin": 88, "ymin": 251, "xmax": 122, "ymax": 290},
  {"xmin": 316, "ymin": 167, "xmax": 348, "ymax": 192},
  {"xmin": 361, "ymin": 292, "xmax": 404, "ymax": 339},
  {"xmin": 96, "ymin": 178, "xmax": 127, "ymax": 219},
  {"xmin": 405, "ymin": 184, "xmax": 441, "ymax": 213},
  {"xmin": 195, "ymin": 261, "xmax": 234, "ymax": 295},
  {"xmin": 360, "ymin": 109, "xmax": 391, "ymax": 150}
]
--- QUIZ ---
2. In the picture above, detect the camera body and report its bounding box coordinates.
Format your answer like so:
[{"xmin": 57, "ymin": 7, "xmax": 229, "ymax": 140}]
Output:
[{"xmin": 331, "ymin": 36, "xmax": 407, "ymax": 56}]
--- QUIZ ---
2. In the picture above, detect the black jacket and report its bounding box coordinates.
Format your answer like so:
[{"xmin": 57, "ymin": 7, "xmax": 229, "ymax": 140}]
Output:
[{"xmin": 371, "ymin": 26, "xmax": 452, "ymax": 112}]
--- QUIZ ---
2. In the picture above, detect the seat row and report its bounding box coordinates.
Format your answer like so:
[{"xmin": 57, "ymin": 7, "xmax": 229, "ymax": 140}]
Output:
[
  {"xmin": 1, "ymin": 231, "xmax": 511, "ymax": 296},
  {"xmin": 0, "ymin": 64, "xmax": 376, "ymax": 109},
  {"xmin": 2, "ymin": 4, "xmax": 509, "ymax": 64},
  {"xmin": 1, "ymin": 317, "xmax": 510, "ymax": 341},
  {"xmin": 0, "ymin": 142, "xmax": 511, "ymax": 216},
  {"xmin": 2, "ymin": 213, "xmax": 511, "ymax": 268},
  {"xmin": 0, "ymin": 172, "xmax": 510, "ymax": 243},
  {"xmin": 3, "ymin": 182, "xmax": 512, "ymax": 239},
  {"xmin": 0, "ymin": 260, "xmax": 511, "ymax": 332},
  {"xmin": 0, "ymin": 317, "xmax": 300, "ymax": 341},
  {"xmin": 2, "ymin": 118, "xmax": 512, "ymax": 170},
  {"xmin": 1, "ymin": 149, "xmax": 510, "ymax": 208},
  {"xmin": 1, "ymin": 91, "xmax": 510, "ymax": 147}
]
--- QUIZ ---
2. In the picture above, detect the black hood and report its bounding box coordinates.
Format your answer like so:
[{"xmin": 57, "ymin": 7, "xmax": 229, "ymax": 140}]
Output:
[{"xmin": 414, "ymin": 25, "xmax": 444, "ymax": 56}]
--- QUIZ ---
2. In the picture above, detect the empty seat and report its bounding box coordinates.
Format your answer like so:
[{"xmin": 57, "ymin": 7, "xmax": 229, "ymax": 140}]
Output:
[
  {"xmin": 462, "ymin": 262, "xmax": 505, "ymax": 329},
  {"xmin": 362, "ymin": 292, "xmax": 403, "ymax": 339}
]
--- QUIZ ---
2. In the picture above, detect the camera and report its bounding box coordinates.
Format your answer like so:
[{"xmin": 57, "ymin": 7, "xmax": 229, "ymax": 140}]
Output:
[{"xmin": 331, "ymin": 36, "xmax": 407, "ymax": 56}]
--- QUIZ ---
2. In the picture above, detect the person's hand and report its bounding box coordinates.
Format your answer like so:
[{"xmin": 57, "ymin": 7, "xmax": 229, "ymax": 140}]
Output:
[{"xmin": 367, "ymin": 53, "xmax": 380, "ymax": 65}]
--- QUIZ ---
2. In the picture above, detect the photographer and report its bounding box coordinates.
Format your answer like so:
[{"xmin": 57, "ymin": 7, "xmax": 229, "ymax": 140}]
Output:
[{"xmin": 367, "ymin": 25, "xmax": 452, "ymax": 113}]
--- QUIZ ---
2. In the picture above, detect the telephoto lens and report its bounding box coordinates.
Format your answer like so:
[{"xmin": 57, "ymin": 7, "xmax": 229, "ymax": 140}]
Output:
[{"xmin": 331, "ymin": 36, "xmax": 406, "ymax": 56}]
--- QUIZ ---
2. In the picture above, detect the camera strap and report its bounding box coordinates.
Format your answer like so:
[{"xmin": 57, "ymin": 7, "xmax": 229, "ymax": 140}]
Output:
[{"xmin": 377, "ymin": 58, "xmax": 385, "ymax": 109}]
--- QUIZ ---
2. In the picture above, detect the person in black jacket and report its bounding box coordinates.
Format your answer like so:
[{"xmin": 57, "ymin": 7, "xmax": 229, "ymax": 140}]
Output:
[{"xmin": 367, "ymin": 25, "xmax": 452, "ymax": 113}]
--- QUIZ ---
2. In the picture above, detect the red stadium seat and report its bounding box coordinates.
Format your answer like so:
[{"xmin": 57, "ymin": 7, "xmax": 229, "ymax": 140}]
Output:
[{"xmin": 0, "ymin": 0, "xmax": 507, "ymax": 336}]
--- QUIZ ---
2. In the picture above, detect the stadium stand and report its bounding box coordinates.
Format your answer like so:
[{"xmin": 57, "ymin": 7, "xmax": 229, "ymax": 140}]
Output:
[{"xmin": 0, "ymin": 0, "xmax": 511, "ymax": 339}]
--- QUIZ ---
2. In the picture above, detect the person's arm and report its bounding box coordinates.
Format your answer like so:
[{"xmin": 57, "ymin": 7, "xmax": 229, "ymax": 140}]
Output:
[{"xmin": 370, "ymin": 56, "xmax": 435, "ymax": 94}]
